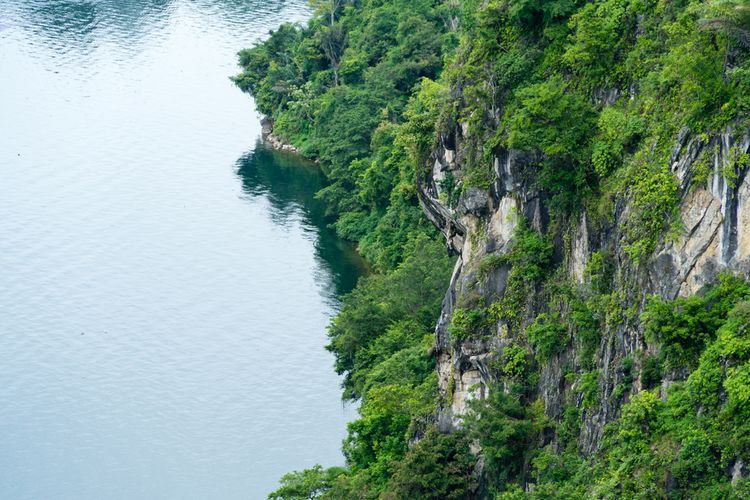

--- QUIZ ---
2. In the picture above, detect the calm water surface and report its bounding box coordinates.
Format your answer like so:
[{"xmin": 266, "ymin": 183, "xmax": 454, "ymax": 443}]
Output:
[{"xmin": 0, "ymin": 1, "xmax": 365, "ymax": 498}]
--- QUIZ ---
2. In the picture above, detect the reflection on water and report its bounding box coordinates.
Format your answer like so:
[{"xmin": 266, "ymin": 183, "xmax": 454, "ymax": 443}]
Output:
[
  {"xmin": 0, "ymin": 1, "xmax": 361, "ymax": 499},
  {"xmin": 236, "ymin": 145, "xmax": 367, "ymax": 300}
]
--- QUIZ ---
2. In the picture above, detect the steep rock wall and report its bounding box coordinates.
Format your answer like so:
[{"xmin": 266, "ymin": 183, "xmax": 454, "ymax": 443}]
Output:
[{"xmin": 418, "ymin": 122, "xmax": 750, "ymax": 453}]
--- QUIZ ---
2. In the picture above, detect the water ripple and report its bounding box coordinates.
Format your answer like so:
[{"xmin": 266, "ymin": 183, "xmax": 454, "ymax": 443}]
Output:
[{"xmin": 0, "ymin": 1, "xmax": 364, "ymax": 499}]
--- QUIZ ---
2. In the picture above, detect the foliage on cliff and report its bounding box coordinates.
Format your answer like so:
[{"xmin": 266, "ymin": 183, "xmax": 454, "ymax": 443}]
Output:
[
  {"xmin": 233, "ymin": 0, "xmax": 451, "ymax": 271},
  {"xmin": 237, "ymin": 2, "xmax": 462, "ymax": 495},
  {"xmin": 236, "ymin": 0, "xmax": 750, "ymax": 497}
]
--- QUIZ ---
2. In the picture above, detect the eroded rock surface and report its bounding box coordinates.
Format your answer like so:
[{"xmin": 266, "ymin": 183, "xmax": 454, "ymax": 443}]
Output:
[{"xmin": 418, "ymin": 122, "xmax": 750, "ymax": 454}]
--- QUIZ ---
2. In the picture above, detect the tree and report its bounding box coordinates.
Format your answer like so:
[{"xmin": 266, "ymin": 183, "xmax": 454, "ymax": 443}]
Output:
[
  {"xmin": 385, "ymin": 429, "xmax": 477, "ymax": 499},
  {"xmin": 309, "ymin": 0, "xmax": 351, "ymax": 85},
  {"xmin": 318, "ymin": 23, "xmax": 347, "ymax": 86},
  {"xmin": 309, "ymin": 0, "xmax": 348, "ymax": 27},
  {"xmin": 268, "ymin": 465, "xmax": 346, "ymax": 499},
  {"xmin": 701, "ymin": 0, "xmax": 750, "ymax": 49}
]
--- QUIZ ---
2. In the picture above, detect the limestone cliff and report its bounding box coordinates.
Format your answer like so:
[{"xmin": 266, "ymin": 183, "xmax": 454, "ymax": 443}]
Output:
[{"xmin": 418, "ymin": 118, "xmax": 750, "ymax": 454}]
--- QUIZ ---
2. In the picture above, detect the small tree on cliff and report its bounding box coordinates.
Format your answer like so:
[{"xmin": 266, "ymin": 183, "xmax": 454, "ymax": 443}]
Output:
[{"xmin": 310, "ymin": 0, "xmax": 350, "ymax": 85}]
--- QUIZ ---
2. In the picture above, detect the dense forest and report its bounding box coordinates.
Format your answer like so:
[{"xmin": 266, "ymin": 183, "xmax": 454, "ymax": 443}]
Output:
[{"xmin": 234, "ymin": 0, "xmax": 750, "ymax": 497}]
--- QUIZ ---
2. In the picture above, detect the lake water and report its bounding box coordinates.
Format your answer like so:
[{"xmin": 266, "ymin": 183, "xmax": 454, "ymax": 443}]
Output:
[{"xmin": 0, "ymin": 1, "xmax": 365, "ymax": 498}]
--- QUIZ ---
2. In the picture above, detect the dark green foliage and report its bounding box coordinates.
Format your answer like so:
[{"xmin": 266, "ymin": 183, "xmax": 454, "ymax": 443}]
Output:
[
  {"xmin": 232, "ymin": 24, "xmax": 311, "ymax": 115},
  {"xmin": 505, "ymin": 77, "xmax": 596, "ymax": 211},
  {"xmin": 622, "ymin": 152, "xmax": 681, "ymax": 261},
  {"xmin": 317, "ymin": 235, "xmax": 452, "ymax": 495},
  {"xmin": 562, "ymin": 0, "xmax": 656, "ymax": 90},
  {"xmin": 449, "ymin": 307, "xmax": 490, "ymax": 342},
  {"xmin": 359, "ymin": 335, "xmax": 433, "ymax": 395},
  {"xmin": 305, "ymin": 85, "xmax": 384, "ymax": 167},
  {"xmin": 687, "ymin": 300, "xmax": 750, "ymax": 428},
  {"xmin": 591, "ymin": 108, "xmax": 645, "ymax": 177},
  {"xmin": 244, "ymin": 0, "xmax": 750, "ymax": 496},
  {"xmin": 556, "ymin": 405, "xmax": 581, "ymax": 451},
  {"xmin": 467, "ymin": 391, "xmax": 545, "ymax": 491},
  {"xmin": 619, "ymin": 356, "xmax": 634, "ymax": 387},
  {"xmin": 640, "ymin": 354, "xmax": 662, "ymax": 389},
  {"xmin": 506, "ymin": 279, "xmax": 750, "ymax": 498},
  {"xmin": 526, "ymin": 313, "xmax": 568, "ymax": 362},
  {"xmin": 328, "ymin": 234, "xmax": 453, "ymax": 401},
  {"xmin": 504, "ymin": 0, "xmax": 582, "ymax": 29},
  {"xmin": 235, "ymin": 0, "xmax": 450, "ymax": 274},
  {"xmin": 266, "ymin": 236, "xmax": 451, "ymax": 498},
  {"xmin": 503, "ymin": 220, "xmax": 554, "ymax": 281},
  {"xmin": 344, "ymin": 381, "xmax": 432, "ymax": 474},
  {"xmin": 268, "ymin": 465, "xmax": 346, "ymax": 500},
  {"xmin": 235, "ymin": 3, "xmax": 460, "ymax": 496},
  {"xmin": 642, "ymin": 273, "xmax": 750, "ymax": 369},
  {"xmin": 643, "ymin": 294, "xmax": 717, "ymax": 369},
  {"xmin": 672, "ymin": 434, "xmax": 721, "ymax": 488},
  {"xmin": 578, "ymin": 295, "xmax": 750, "ymax": 497},
  {"xmin": 448, "ymin": 0, "xmax": 750, "ymax": 249},
  {"xmin": 385, "ymin": 429, "xmax": 478, "ymax": 499},
  {"xmin": 488, "ymin": 220, "xmax": 553, "ymax": 329}
]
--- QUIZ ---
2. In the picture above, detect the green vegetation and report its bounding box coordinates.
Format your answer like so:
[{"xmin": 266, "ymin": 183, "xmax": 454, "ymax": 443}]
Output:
[
  {"xmin": 467, "ymin": 392, "xmax": 545, "ymax": 492},
  {"xmin": 581, "ymin": 295, "xmax": 750, "ymax": 497},
  {"xmin": 238, "ymin": 1, "xmax": 465, "ymax": 495},
  {"xmin": 449, "ymin": 306, "xmax": 491, "ymax": 342},
  {"xmin": 642, "ymin": 274, "xmax": 750, "ymax": 370},
  {"xmin": 487, "ymin": 220, "xmax": 554, "ymax": 331},
  {"xmin": 469, "ymin": 278, "xmax": 750, "ymax": 498},
  {"xmin": 237, "ymin": 0, "xmax": 750, "ymax": 497},
  {"xmin": 269, "ymin": 466, "xmax": 346, "ymax": 500},
  {"xmin": 233, "ymin": 0, "xmax": 449, "ymax": 272},
  {"xmin": 505, "ymin": 77, "xmax": 596, "ymax": 212},
  {"xmin": 385, "ymin": 429, "xmax": 477, "ymax": 499},
  {"xmin": 525, "ymin": 313, "xmax": 568, "ymax": 362},
  {"xmin": 447, "ymin": 0, "xmax": 750, "ymax": 250}
]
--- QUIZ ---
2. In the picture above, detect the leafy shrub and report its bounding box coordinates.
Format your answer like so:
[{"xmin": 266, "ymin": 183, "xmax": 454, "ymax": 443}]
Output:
[
  {"xmin": 502, "ymin": 343, "xmax": 528, "ymax": 379},
  {"xmin": 268, "ymin": 465, "xmax": 346, "ymax": 500},
  {"xmin": 488, "ymin": 221, "xmax": 553, "ymax": 329},
  {"xmin": 526, "ymin": 313, "xmax": 568, "ymax": 362},
  {"xmin": 505, "ymin": 77, "xmax": 596, "ymax": 212},
  {"xmin": 467, "ymin": 390, "xmax": 541, "ymax": 490},
  {"xmin": 623, "ymin": 151, "xmax": 681, "ymax": 262},
  {"xmin": 640, "ymin": 355, "xmax": 662, "ymax": 389},
  {"xmin": 672, "ymin": 434, "xmax": 721, "ymax": 488},
  {"xmin": 450, "ymin": 307, "xmax": 490, "ymax": 342},
  {"xmin": 642, "ymin": 274, "xmax": 750, "ymax": 370},
  {"xmin": 578, "ymin": 370, "xmax": 600, "ymax": 409},
  {"xmin": 327, "ymin": 234, "xmax": 453, "ymax": 400},
  {"xmin": 385, "ymin": 428, "xmax": 477, "ymax": 499},
  {"xmin": 591, "ymin": 107, "xmax": 645, "ymax": 177},
  {"xmin": 242, "ymin": 0, "xmax": 750, "ymax": 494}
]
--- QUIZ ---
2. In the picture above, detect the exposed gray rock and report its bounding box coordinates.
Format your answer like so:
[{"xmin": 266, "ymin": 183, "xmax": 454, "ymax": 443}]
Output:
[
  {"xmin": 260, "ymin": 117, "xmax": 300, "ymax": 153},
  {"xmin": 457, "ymin": 187, "xmax": 488, "ymax": 216},
  {"xmin": 732, "ymin": 459, "xmax": 747, "ymax": 485},
  {"xmin": 418, "ymin": 117, "xmax": 750, "ymax": 456}
]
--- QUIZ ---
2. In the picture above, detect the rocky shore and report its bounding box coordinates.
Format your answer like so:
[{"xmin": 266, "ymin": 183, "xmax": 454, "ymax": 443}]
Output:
[{"xmin": 260, "ymin": 117, "xmax": 300, "ymax": 153}]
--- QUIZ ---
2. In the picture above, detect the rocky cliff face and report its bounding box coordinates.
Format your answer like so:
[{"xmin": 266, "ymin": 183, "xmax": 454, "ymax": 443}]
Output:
[{"xmin": 418, "ymin": 119, "xmax": 750, "ymax": 454}]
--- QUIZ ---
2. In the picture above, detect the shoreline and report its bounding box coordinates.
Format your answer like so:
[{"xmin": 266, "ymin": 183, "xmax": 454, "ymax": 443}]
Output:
[{"xmin": 260, "ymin": 117, "xmax": 300, "ymax": 154}]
